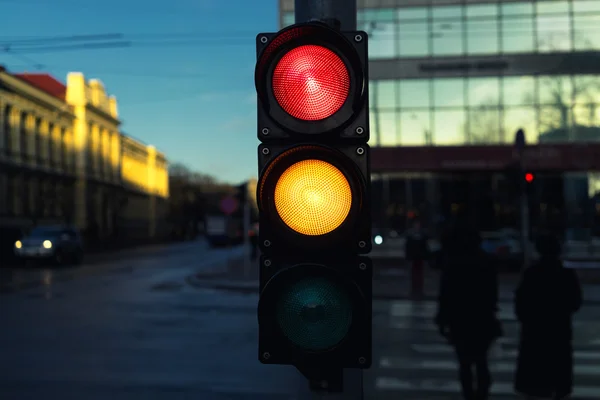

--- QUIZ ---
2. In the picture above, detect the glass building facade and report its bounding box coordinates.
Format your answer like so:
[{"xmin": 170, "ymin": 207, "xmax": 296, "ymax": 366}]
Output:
[{"xmin": 279, "ymin": 0, "xmax": 600, "ymax": 238}]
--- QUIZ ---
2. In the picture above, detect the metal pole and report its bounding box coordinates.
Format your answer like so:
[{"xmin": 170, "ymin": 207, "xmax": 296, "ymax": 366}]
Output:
[
  {"xmin": 294, "ymin": 0, "xmax": 357, "ymax": 30},
  {"xmin": 519, "ymin": 173, "xmax": 531, "ymax": 269},
  {"xmin": 293, "ymin": 2, "xmax": 361, "ymax": 398}
]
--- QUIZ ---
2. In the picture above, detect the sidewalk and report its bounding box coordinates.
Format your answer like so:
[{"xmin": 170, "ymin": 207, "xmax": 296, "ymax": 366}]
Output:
[{"xmin": 186, "ymin": 256, "xmax": 600, "ymax": 303}]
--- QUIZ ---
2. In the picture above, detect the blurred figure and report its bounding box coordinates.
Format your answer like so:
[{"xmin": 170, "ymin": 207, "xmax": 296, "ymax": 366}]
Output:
[
  {"xmin": 514, "ymin": 233, "xmax": 582, "ymax": 400},
  {"xmin": 435, "ymin": 221, "xmax": 502, "ymax": 400},
  {"xmin": 405, "ymin": 218, "xmax": 430, "ymax": 298}
]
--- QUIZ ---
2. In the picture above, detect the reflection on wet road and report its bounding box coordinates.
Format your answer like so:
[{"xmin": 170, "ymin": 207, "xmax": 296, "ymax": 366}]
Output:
[{"xmin": 0, "ymin": 240, "xmax": 309, "ymax": 400}]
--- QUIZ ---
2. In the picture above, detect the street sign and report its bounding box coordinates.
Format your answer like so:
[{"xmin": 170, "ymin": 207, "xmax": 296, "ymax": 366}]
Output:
[{"xmin": 220, "ymin": 196, "xmax": 239, "ymax": 215}]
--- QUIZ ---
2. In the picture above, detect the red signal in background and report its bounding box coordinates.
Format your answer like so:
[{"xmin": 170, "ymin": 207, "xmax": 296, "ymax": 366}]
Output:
[{"xmin": 525, "ymin": 172, "xmax": 534, "ymax": 183}]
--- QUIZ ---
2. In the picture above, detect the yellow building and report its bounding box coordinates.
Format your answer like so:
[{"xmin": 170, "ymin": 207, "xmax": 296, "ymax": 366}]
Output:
[{"xmin": 0, "ymin": 66, "xmax": 169, "ymax": 252}]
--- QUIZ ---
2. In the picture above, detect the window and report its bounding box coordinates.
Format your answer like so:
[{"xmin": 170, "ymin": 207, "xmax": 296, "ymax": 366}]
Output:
[
  {"xmin": 433, "ymin": 78, "xmax": 465, "ymax": 108},
  {"xmin": 2, "ymin": 105, "xmax": 10, "ymax": 154},
  {"xmin": 397, "ymin": 7, "xmax": 428, "ymax": 20},
  {"xmin": 573, "ymin": 14, "xmax": 600, "ymax": 50},
  {"xmin": 376, "ymin": 80, "xmax": 397, "ymax": 110},
  {"xmin": 466, "ymin": 107, "xmax": 502, "ymax": 144},
  {"xmin": 378, "ymin": 111, "xmax": 400, "ymax": 146},
  {"xmin": 19, "ymin": 113, "xmax": 27, "ymax": 157},
  {"xmin": 468, "ymin": 78, "xmax": 500, "ymax": 108},
  {"xmin": 503, "ymin": 76, "xmax": 536, "ymax": 106},
  {"xmin": 502, "ymin": 15, "xmax": 535, "ymax": 53},
  {"xmin": 573, "ymin": 75, "xmax": 600, "ymax": 127},
  {"xmin": 400, "ymin": 110, "xmax": 430, "ymax": 145},
  {"xmin": 538, "ymin": 75, "xmax": 573, "ymax": 106},
  {"xmin": 368, "ymin": 111, "xmax": 378, "ymax": 146},
  {"xmin": 48, "ymin": 123, "xmax": 55, "ymax": 165},
  {"xmin": 467, "ymin": 18, "xmax": 499, "ymax": 54},
  {"xmin": 369, "ymin": 21, "xmax": 397, "ymax": 59},
  {"xmin": 536, "ymin": 2, "xmax": 572, "ymax": 52},
  {"xmin": 573, "ymin": 0, "xmax": 600, "ymax": 13},
  {"xmin": 399, "ymin": 80, "xmax": 430, "ymax": 108},
  {"xmin": 34, "ymin": 118, "xmax": 41, "ymax": 162},
  {"xmin": 432, "ymin": 11, "xmax": 464, "ymax": 56},
  {"xmin": 433, "ymin": 109, "xmax": 467, "ymax": 145},
  {"xmin": 399, "ymin": 21, "xmax": 429, "ymax": 57},
  {"xmin": 282, "ymin": 12, "xmax": 294, "ymax": 27},
  {"xmin": 466, "ymin": 4, "xmax": 498, "ymax": 18}
]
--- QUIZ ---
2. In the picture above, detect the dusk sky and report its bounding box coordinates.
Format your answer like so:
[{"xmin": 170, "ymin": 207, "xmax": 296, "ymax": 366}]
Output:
[{"xmin": 1, "ymin": 0, "xmax": 279, "ymax": 184}]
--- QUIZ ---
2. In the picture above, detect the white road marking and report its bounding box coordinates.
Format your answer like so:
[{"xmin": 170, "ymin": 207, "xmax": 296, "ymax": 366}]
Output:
[
  {"xmin": 375, "ymin": 378, "xmax": 600, "ymax": 399},
  {"xmin": 379, "ymin": 357, "xmax": 600, "ymax": 376}
]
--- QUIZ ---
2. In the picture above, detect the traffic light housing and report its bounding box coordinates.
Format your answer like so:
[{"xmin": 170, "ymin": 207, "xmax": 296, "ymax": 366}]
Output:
[
  {"xmin": 255, "ymin": 22, "xmax": 369, "ymax": 142},
  {"xmin": 255, "ymin": 21, "xmax": 372, "ymax": 374}
]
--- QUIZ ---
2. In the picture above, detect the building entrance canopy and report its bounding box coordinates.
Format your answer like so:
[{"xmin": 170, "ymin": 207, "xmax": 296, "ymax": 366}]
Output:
[{"xmin": 372, "ymin": 144, "xmax": 600, "ymax": 173}]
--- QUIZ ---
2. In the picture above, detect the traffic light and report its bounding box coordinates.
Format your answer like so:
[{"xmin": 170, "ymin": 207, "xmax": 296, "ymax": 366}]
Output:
[
  {"xmin": 255, "ymin": 21, "xmax": 372, "ymax": 374},
  {"xmin": 525, "ymin": 172, "xmax": 535, "ymax": 183}
]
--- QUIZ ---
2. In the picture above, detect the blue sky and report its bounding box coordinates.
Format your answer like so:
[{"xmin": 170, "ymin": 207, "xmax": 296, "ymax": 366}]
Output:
[{"xmin": 1, "ymin": 0, "xmax": 278, "ymax": 184}]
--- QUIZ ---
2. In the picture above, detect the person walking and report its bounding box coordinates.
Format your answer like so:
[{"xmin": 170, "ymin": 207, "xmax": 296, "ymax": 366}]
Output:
[
  {"xmin": 514, "ymin": 232, "xmax": 582, "ymax": 399},
  {"xmin": 435, "ymin": 220, "xmax": 503, "ymax": 400}
]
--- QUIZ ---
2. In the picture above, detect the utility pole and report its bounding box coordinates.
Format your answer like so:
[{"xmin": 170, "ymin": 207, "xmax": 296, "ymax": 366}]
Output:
[
  {"xmin": 515, "ymin": 129, "xmax": 530, "ymax": 270},
  {"xmin": 294, "ymin": 3, "xmax": 364, "ymax": 400}
]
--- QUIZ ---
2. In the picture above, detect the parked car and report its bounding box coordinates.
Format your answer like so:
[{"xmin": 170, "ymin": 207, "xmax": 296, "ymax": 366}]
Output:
[{"xmin": 14, "ymin": 225, "xmax": 84, "ymax": 266}]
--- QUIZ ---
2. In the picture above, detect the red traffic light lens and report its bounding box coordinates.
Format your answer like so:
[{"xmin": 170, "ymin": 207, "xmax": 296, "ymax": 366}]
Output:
[
  {"xmin": 525, "ymin": 173, "xmax": 534, "ymax": 182},
  {"xmin": 272, "ymin": 45, "xmax": 350, "ymax": 121}
]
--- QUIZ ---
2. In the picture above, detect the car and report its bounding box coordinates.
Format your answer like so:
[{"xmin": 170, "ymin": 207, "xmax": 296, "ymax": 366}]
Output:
[{"xmin": 14, "ymin": 225, "xmax": 84, "ymax": 266}]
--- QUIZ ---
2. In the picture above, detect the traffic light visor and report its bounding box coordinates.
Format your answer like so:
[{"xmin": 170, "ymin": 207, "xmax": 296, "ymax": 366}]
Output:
[
  {"xmin": 275, "ymin": 276, "xmax": 353, "ymax": 352},
  {"xmin": 274, "ymin": 159, "xmax": 352, "ymax": 236},
  {"xmin": 272, "ymin": 45, "xmax": 350, "ymax": 121}
]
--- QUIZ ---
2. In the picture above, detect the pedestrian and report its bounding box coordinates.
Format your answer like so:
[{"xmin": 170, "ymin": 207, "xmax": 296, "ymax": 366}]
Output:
[
  {"xmin": 405, "ymin": 218, "xmax": 430, "ymax": 298},
  {"xmin": 434, "ymin": 220, "xmax": 502, "ymax": 400},
  {"xmin": 514, "ymin": 232, "xmax": 582, "ymax": 400}
]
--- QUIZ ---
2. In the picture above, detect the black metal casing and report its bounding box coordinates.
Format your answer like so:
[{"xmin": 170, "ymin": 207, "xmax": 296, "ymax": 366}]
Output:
[
  {"xmin": 257, "ymin": 255, "xmax": 372, "ymax": 368},
  {"xmin": 255, "ymin": 23, "xmax": 369, "ymax": 143},
  {"xmin": 256, "ymin": 143, "xmax": 372, "ymax": 255}
]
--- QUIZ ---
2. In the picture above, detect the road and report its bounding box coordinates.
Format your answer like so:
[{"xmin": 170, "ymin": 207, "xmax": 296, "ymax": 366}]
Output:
[
  {"xmin": 368, "ymin": 299, "xmax": 600, "ymax": 399},
  {"xmin": 2, "ymin": 240, "xmax": 600, "ymax": 400},
  {"xmin": 0, "ymin": 240, "xmax": 309, "ymax": 400}
]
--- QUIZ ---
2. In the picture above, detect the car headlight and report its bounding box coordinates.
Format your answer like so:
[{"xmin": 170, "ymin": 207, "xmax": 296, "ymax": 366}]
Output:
[
  {"xmin": 43, "ymin": 240, "xmax": 52, "ymax": 249},
  {"xmin": 15, "ymin": 240, "xmax": 22, "ymax": 249}
]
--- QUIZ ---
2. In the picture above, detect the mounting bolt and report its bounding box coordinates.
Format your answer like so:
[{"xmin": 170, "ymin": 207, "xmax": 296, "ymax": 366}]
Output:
[
  {"xmin": 354, "ymin": 34, "xmax": 363, "ymax": 42},
  {"xmin": 264, "ymin": 240, "xmax": 271, "ymax": 247},
  {"xmin": 358, "ymin": 357, "xmax": 367, "ymax": 364},
  {"xmin": 358, "ymin": 241, "xmax": 366, "ymax": 248},
  {"xmin": 260, "ymin": 36, "xmax": 268, "ymax": 44},
  {"xmin": 359, "ymin": 262, "xmax": 367, "ymax": 270},
  {"xmin": 264, "ymin": 259, "xmax": 271, "ymax": 267},
  {"xmin": 355, "ymin": 126, "xmax": 364, "ymax": 135},
  {"xmin": 261, "ymin": 127, "xmax": 270, "ymax": 135},
  {"xmin": 356, "ymin": 147, "xmax": 365, "ymax": 155},
  {"xmin": 262, "ymin": 352, "xmax": 271, "ymax": 360},
  {"xmin": 262, "ymin": 147, "xmax": 270, "ymax": 155}
]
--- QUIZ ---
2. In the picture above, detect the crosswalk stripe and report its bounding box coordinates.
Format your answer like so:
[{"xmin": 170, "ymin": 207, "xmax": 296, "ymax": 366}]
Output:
[
  {"xmin": 380, "ymin": 357, "xmax": 600, "ymax": 375},
  {"xmin": 408, "ymin": 343, "xmax": 600, "ymax": 361},
  {"xmin": 374, "ymin": 301, "xmax": 600, "ymax": 399},
  {"xmin": 375, "ymin": 378, "xmax": 600, "ymax": 399}
]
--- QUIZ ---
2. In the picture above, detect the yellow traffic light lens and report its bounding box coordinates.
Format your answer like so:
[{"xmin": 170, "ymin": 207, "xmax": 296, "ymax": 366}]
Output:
[{"xmin": 274, "ymin": 159, "xmax": 352, "ymax": 236}]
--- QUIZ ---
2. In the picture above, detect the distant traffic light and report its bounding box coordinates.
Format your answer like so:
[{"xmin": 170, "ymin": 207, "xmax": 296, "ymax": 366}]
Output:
[
  {"xmin": 255, "ymin": 21, "xmax": 372, "ymax": 373},
  {"xmin": 525, "ymin": 172, "xmax": 534, "ymax": 183}
]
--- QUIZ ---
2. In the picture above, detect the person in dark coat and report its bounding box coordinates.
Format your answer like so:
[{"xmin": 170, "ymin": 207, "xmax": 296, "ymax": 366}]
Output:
[
  {"xmin": 435, "ymin": 221, "xmax": 502, "ymax": 400},
  {"xmin": 514, "ymin": 233, "xmax": 582, "ymax": 399}
]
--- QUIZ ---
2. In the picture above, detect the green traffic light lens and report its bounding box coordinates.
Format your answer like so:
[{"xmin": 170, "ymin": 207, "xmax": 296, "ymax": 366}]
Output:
[{"xmin": 275, "ymin": 276, "xmax": 353, "ymax": 352}]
